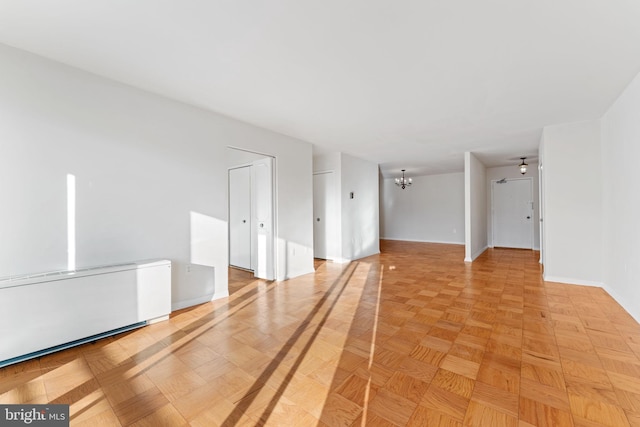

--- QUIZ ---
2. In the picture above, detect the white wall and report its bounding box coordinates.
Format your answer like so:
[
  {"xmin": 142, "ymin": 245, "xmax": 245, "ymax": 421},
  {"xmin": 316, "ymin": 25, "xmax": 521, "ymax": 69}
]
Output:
[
  {"xmin": 540, "ymin": 120, "xmax": 603, "ymax": 285},
  {"xmin": 601, "ymin": 71, "xmax": 640, "ymax": 321},
  {"xmin": 341, "ymin": 153, "xmax": 380, "ymax": 260},
  {"xmin": 313, "ymin": 152, "xmax": 342, "ymax": 174},
  {"xmin": 486, "ymin": 164, "xmax": 540, "ymax": 250},
  {"xmin": 0, "ymin": 43, "xmax": 314, "ymax": 309},
  {"xmin": 465, "ymin": 152, "xmax": 488, "ymax": 261},
  {"xmin": 380, "ymin": 172, "xmax": 464, "ymax": 244},
  {"xmin": 275, "ymin": 148, "xmax": 315, "ymax": 280}
]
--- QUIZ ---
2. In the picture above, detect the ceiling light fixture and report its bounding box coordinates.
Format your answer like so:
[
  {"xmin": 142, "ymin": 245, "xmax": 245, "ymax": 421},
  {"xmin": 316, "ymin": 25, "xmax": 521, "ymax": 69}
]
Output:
[
  {"xmin": 395, "ymin": 169, "xmax": 412, "ymax": 189},
  {"xmin": 519, "ymin": 157, "xmax": 528, "ymax": 175}
]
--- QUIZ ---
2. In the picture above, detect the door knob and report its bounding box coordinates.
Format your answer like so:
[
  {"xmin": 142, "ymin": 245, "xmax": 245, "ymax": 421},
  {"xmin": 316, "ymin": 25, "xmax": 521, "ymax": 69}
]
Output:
[
  {"xmin": 242, "ymin": 219, "xmax": 246, "ymax": 223},
  {"xmin": 526, "ymin": 216, "xmax": 531, "ymax": 219},
  {"xmin": 317, "ymin": 218, "xmax": 320, "ymax": 222},
  {"xmin": 260, "ymin": 223, "xmax": 264, "ymax": 228}
]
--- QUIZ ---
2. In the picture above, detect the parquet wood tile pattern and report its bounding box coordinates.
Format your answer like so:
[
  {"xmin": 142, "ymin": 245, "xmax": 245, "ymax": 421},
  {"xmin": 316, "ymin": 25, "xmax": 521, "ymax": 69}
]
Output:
[{"xmin": 2, "ymin": 240, "xmax": 640, "ymax": 426}]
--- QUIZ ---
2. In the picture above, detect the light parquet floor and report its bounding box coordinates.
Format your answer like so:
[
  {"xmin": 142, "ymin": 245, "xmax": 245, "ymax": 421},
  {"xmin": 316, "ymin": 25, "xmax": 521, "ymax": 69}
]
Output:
[{"xmin": 2, "ymin": 240, "xmax": 640, "ymax": 426}]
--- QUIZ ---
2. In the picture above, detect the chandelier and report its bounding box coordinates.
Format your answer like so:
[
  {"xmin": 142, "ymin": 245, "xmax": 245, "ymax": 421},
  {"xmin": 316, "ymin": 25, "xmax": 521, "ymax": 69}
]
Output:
[{"xmin": 395, "ymin": 169, "xmax": 412, "ymax": 189}]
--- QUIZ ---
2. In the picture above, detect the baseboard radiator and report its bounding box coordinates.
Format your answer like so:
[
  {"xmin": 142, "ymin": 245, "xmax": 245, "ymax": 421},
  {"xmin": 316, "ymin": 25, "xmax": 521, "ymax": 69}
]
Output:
[{"xmin": 0, "ymin": 259, "xmax": 172, "ymax": 367}]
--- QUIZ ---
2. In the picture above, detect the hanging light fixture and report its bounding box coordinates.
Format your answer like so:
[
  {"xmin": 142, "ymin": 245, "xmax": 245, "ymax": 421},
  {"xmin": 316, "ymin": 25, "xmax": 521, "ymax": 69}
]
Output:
[
  {"xmin": 519, "ymin": 157, "xmax": 528, "ymax": 175},
  {"xmin": 395, "ymin": 169, "xmax": 412, "ymax": 189}
]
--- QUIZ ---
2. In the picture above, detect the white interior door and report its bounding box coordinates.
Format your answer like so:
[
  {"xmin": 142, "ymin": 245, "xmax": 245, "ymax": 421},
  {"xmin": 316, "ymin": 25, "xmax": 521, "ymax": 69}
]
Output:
[
  {"xmin": 251, "ymin": 157, "xmax": 275, "ymax": 280},
  {"xmin": 492, "ymin": 178, "xmax": 533, "ymax": 249},
  {"xmin": 229, "ymin": 166, "xmax": 252, "ymax": 270},
  {"xmin": 313, "ymin": 172, "xmax": 336, "ymax": 260}
]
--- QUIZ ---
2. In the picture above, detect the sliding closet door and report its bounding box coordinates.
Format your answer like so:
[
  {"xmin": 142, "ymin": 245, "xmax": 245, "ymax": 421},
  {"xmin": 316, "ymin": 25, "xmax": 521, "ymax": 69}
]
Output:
[{"xmin": 229, "ymin": 166, "xmax": 252, "ymax": 270}]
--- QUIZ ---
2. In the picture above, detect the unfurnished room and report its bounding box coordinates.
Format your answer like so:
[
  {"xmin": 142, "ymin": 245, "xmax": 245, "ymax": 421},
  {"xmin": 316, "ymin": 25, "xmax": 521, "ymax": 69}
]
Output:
[{"xmin": 1, "ymin": 1, "xmax": 640, "ymax": 426}]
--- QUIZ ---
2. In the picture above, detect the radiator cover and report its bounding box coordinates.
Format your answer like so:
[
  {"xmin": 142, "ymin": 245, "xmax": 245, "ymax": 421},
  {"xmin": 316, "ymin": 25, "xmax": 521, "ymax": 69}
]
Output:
[{"xmin": 0, "ymin": 259, "xmax": 171, "ymax": 364}]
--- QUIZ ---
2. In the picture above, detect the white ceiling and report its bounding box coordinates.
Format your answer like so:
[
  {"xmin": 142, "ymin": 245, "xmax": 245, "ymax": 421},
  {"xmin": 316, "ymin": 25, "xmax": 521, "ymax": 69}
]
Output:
[{"xmin": 1, "ymin": 1, "xmax": 639, "ymax": 177}]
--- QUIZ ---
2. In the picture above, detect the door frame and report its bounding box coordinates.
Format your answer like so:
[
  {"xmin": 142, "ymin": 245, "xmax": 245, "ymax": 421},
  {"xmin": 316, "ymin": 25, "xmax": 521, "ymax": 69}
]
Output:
[
  {"xmin": 227, "ymin": 147, "xmax": 277, "ymax": 281},
  {"xmin": 490, "ymin": 177, "xmax": 534, "ymax": 249},
  {"xmin": 538, "ymin": 162, "xmax": 545, "ymax": 265},
  {"xmin": 251, "ymin": 157, "xmax": 276, "ymax": 280}
]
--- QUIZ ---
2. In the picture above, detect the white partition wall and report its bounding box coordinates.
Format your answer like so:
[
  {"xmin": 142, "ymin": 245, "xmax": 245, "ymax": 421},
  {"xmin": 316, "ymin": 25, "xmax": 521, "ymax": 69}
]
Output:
[
  {"xmin": 601, "ymin": 72, "xmax": 640, "ymax": 321},
  {"xmin": 341, "ymin": 153, "xmax": 380, "ymax": 261},
  {"xmin": 540, "ymin": 120, "xmax": 603, "ymax": 286},
  {"xmin": 465, "ymin": 152, "xmax": 488, "ymax": 262}
]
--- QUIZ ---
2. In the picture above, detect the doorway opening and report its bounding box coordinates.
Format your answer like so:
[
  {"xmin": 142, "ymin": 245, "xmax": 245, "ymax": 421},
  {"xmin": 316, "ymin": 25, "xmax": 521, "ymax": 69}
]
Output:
[{"xmin": 227, "ymin": 148, "xmax": 276, "ymax": 281}]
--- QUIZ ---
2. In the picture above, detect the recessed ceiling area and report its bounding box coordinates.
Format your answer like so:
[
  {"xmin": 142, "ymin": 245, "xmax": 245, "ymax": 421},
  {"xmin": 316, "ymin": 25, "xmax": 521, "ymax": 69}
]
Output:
[{"xmin": 1, "ymin": 0, "xmax": 639, "ymax": 177}]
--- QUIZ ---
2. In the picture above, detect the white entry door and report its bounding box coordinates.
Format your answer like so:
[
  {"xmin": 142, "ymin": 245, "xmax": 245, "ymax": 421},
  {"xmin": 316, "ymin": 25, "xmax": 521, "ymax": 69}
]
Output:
[
  {"xmin": 251, "ymin": 157, "xmax": 275, "ymax": 280},
  {"xmin": 313, "ymin": 172, "xmax": 337, "ymax": 260},
  {"xmin": 492, "ymin": 178, "xmax": 533, "ymax": 249},
  {"xmin": 229, "ymin": 166, "xmax": 252, "ymax": 270}
]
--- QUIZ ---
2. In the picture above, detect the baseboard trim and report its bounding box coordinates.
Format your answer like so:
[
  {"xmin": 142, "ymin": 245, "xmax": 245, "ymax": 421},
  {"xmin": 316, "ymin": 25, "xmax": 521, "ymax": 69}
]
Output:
[
  {"xmin": 380, "ymin": 237, "xmax": 464, "ymax": 245},
  {"xmin": 542, "ymin": 276, "xmax": 639, "ymax": 324},
  {"xmin": 542, "ymin": 275, "xmax": 603, "ymax": 287},
  {"xmin": 602, "ymin": 284, "xmax": 640, "ymax": 324},
  {"xmin": 465, "ymin": 246, "xmax": 489, "ymax": 263},
  {"xmin": 281, "ymin": 267, "xmax": 317, "ymax": 281},
  {"xmin": 171, "ymin": 293, "xmax": 224, "ymax": 312}
]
